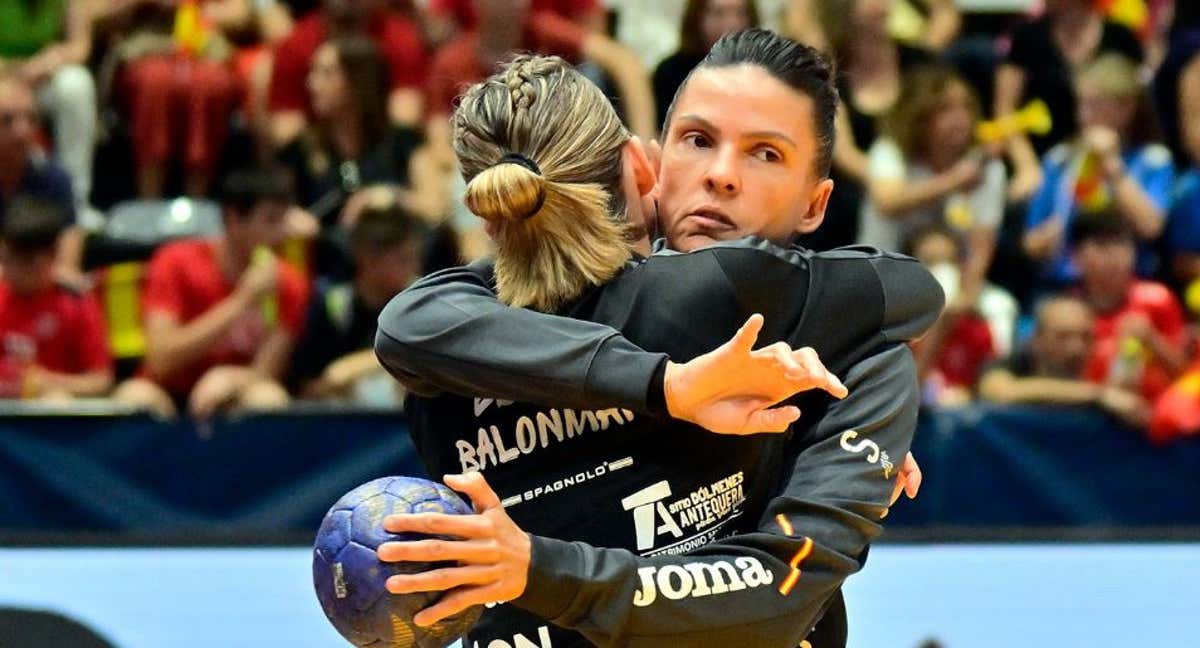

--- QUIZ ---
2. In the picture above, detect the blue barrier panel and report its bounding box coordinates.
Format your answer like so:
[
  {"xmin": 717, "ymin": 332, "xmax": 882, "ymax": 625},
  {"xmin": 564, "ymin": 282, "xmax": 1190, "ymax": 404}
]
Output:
[
  {"xmin": 0, "ymin": 410, "xmax": 424, "ymax": 535},
  {"xmin": 1, "ymin": 404, "xmax": 1199, "ymax": 534},
  {"xmin": 887, "ymin": 405, "xmax": 1200, "ymax": 528}
]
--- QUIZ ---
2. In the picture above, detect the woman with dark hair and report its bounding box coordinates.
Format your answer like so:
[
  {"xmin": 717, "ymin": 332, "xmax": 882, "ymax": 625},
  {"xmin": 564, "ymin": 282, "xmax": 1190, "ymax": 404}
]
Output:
[
  {"xmin": 793, "ymin": 0, "xmax": 933, "ymax": 251},
  {"xmin": 995, "ymin": 0, "xmax": 1144, "ymax": 202},
  {"xmin": 275, "ymin": 36, "xmax": 446, "ymax": 280},
  {"xmin": 1153, "ymin": 2, "xmax": 1200, "ymax": 164},
  {"xmin": 651, "ymin": 0, "xmax": 758, "ymax": 128},
  {"xmin": 277, "ymin": 36, "xmax": 443, "ymax": 228},
  {"xmin": 859, "ymin": 64, "xmax": 1006, "ymax": 311}
]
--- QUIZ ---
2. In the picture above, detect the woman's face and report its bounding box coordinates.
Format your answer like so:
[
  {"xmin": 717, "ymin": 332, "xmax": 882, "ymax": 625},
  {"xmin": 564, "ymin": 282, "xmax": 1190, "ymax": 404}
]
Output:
[
  {"xmin": 1077, "ymin": 80, "xmax": 1136, "ymax": 135},
  {"xmin": 308, "ymin": 44, "xmax": 348, "ymax": 119},
  {"xmin": 701, "ymin": 0, "xmax": 753, "ymax": 50},
  {"xmin": 927, "ymin": 82, "xmax": 976, "ymax": 160}
]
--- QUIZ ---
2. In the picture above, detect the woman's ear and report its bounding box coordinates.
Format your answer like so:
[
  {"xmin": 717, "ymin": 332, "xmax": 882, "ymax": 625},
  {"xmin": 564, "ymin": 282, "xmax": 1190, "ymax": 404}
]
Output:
[
  {"xmin": 795, "ymin": 177, "xmax": 834, "ymax": 235},
  {"xmin": 623, "ymin": 136, "xmax": 658, "ymax": 196}
]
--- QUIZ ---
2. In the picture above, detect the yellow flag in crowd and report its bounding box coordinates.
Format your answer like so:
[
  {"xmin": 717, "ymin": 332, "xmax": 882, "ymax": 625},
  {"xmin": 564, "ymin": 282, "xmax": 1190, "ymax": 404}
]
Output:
[
  {"xmin": 1095, "ymin": 0, "xmax": 1149, "ymax": 38},
  {"xmin": 173, "ymin": 0, "xmax": 211, "ymax": 57}
]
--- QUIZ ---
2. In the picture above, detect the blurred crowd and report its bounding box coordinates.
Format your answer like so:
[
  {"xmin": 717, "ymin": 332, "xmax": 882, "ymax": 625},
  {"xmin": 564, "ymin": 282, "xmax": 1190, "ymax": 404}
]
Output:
[{"xmin": 2, "ymin": 0, "xmax": 1200, "ymax": 443}]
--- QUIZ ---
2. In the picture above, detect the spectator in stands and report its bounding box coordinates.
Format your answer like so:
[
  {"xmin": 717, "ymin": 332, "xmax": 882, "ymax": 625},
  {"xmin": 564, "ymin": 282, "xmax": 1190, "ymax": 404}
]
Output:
[
  {"xmin": 1152, "ymin": 2, "xmax": 1200, "ymax": 166},
  {"xmin": 113, "ymin": 167, "xmax": 310, "ymax": 419},
  {"xmin": 0, "ymin": 0, "xmax": 96, "ymax": 209},
  {"xmin": 1073, "ymin": 212, "xmax": 1186, "ymax": 403},
  {"xmin": 425, "ymin": 0, "xmax": 655, "ymax": 141},
  {"xmin": 421, "ymin": 0, "xmax": 605, "ymax": 50},
  {"xmin": 652, "ymin": 0, "xmax": 758, "ymax": 129},
  {"xmin": 906, "ymin": 224, "xmax": 999, "ymax": 407},
  {"xmin": 290, "ymin": 196, "xmax": 419, "ymax": 403},
  {"xmin": 0, "ymin": 75, "xmax": 80, "ymax": 279},
  {"xmin": 860, "ymin": 64, "xmax": 1006, "ymax": 308},
  {"xmin": 884, "ymin": 0, "xmax": 961, "ymax": 52},
  {"xmin": 277, "ymin": 36, "xmax": 443, "ymax": 226},
  {"xmin": 995, "ymin": 0, "xmax": 1144, "ymax": 201},
  {"xmin": 267, "ymin": 0, "xmax": 427, "ymax": 147},
  {"xmin": 94, "ymin": 0, "xmax": 250, "ymax": 199},
  {"xmin": 1023, "ymin": 54, "xmax": 1173, "ymax": 288},
  {"xmin": 256, "ymin": 0, "xmax": 322, "ymax": 46},
  {"xmin": 795, "ymin": 0, "xmax": 933, "ymax": 250},
  {"xmin": 0, "ymin": 196, "xmax": 111, "ymax": 401},
  {"xmin": 1161, "ymin": 9, "xmax": 1200, "ymax": 286},
  {"xmin": 978, "ymin": 295, "xmax": 1150, "ymax": 427}
]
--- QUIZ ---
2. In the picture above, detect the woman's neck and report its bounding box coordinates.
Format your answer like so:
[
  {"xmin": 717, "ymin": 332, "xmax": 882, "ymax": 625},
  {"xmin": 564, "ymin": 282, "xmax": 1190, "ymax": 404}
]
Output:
[{"xmin": 329, "ymin": 114, "xmax": 364, "ymax": 160}]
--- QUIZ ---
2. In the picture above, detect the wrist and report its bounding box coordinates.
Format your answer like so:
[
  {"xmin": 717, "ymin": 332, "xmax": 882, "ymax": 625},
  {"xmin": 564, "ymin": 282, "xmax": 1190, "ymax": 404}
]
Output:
[
  {"xmin": 663, "ymin": 361, "xmax": 686, "ymax": 420},
  {"xmin": 1102, "ymin": 154, "xmax": 1125, "ymax": 181},
  {"xmin": 232, "ymin": 284, "xmax": 258, "ymax": 310}
]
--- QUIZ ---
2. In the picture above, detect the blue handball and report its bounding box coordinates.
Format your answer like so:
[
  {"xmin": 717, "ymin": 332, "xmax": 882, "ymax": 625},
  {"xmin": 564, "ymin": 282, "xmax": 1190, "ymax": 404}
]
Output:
[{"xmin": 313, "ymin": 476, "xmax": 482, "ymax": 648}]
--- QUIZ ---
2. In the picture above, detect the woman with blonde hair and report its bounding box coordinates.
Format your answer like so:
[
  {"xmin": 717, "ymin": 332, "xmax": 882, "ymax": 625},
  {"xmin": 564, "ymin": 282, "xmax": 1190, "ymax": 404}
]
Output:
[
  {"xmin": 453, "ymin": 54, "xmax": 638, "ymax": 312},
  {"xmin": 377, "ymin": 39, "xmax": 941, "ymax": 648},
  {"xmin": 1023, "ymin": 53, "xmax": 1174, "ymax": 288}
]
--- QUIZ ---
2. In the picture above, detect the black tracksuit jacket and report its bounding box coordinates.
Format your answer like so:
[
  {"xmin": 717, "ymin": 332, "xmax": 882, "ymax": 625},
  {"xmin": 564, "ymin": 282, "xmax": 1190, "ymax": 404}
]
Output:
[{"xmin": 375, "ymin": 237, "xmax": 943, "ymax": 648}]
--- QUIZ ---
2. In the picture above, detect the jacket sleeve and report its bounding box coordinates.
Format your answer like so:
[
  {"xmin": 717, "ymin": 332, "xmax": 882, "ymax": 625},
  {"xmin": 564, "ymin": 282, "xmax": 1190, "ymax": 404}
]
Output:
[
  {"xmin": 374, "ymin": 262, "xmax": 667, "ymax": 412},
  {"xmin": 375, "ymin": 242, "xmax": 942, "ymax": 415},
  {"xmin": 511, "ymin": 344, "xmax": 919, "ymax": 647}
]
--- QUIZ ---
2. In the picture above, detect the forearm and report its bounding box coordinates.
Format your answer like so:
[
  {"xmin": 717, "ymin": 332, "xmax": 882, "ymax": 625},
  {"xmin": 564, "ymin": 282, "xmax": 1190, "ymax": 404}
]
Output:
[
  {"xmin": 978, "ymin": 373, "xmax": 1100, "ymax": 406},
  {"xmin": 1007, "ymin": 135, "xmax": 1040, "ymax": 174},
  {"xmin": 388, "ymin": 88, "xmax": 422, "ymax": 127},
  {"xmin": 375, "ymin": 264, "xmax": 666, "ymax": 411},
  {"xmin": 269, "ymin": 112, "xmax": 307, "ymax": 149},
  {"xmin": 203, "ymin": 0, "xmax": 253, "ymax": 32},
  {"xmin": 961, "ymin": 228, "xmax": 996, "ymax": 306},
  {"xmin": 1143, "ymin": 329, "xmax": 1187, "ymax": 375},
  {"xmin": 57, "ymin": 227, "xmax": 84, "ymax": 275},
  {"xmin": 37, "ymin": 369, "xmax": 113, "ymax": 397},
  {"xmin": 90, "ymin": 0, "xmax": 143, "ymax": 30},
  {"xmin": 1022, "ymin": 221, "xmax": 1061, "ymax": 261},
  {"xmin": 871, "ymin": 175, "xmax": 960, "ymax": 218},
  {"xmin": 251, "ymin": 330, "xmax": 294, "ymax": 380},
  {"xmin": 144, "ymin": 294, "xmax": 253, "ymax": 378},
  {"xmin": 306, "ymin": 348, "xmax": 382, "ymax": 397},
  {"xmin": 922, "ymin": 0, "xmax": 960, "ymax": 50},
  {"xmin": 59, "ymin": 0, "xmax": 95, "ymax": 66},
  {"xmin": 1111, "ymin": 172, "xmax": 1165, "ymax": 239},
  {"xmin": 515, "ymin": 345, "xmax": 919, "ymax": 647}
]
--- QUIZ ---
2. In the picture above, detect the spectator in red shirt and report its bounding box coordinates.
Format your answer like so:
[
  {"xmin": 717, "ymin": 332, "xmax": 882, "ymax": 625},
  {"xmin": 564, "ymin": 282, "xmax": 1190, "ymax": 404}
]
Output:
[
  {"xmin": 113, "ymin": 167, "xmax": 310, "ymax": 419},
  {"xmin": 906, "ymin": 224, "xmax": 996, "ymax": 406},
  {"xmin": 1073, "ymin": 211, "xmax": 1187, "ymax": 401},
  {"xmin": 979, "ymin": 295, "xmax": 1150, "ymax": 427},
  {"xmin": 425, "ymin": 0, "xmax": 654, "ymax": 142},
  {"xmin": 422, "ymin": 0, "xmax": 604, "ymax": 49},
  {"xmin": 276, "ymin": 37, "xmax": 445, "ymax": 226},
  {"xmin": 267, "ymin": 0, "xmax": 427, "ymax": 147},
  {"xmin": 93, "ymin": 0, "xmax": 251, "ymax": 198},
  {"xmin": 0, "ymin": 195, "xmax": 112, "ymax": 400},
  {"xmin": 0, "ymin": 75, "xmax": 83, "ymax": 282}
]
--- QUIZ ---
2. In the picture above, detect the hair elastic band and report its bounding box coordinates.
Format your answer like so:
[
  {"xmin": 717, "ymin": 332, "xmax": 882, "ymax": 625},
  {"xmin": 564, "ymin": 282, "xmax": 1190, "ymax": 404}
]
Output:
[
  {"xmin": 496, "ymin": 153, "xmax": 545, "ymax": 219},
  {"xmin": 499, "ymin": 152, "xmax": 542, "ymax": 176}
]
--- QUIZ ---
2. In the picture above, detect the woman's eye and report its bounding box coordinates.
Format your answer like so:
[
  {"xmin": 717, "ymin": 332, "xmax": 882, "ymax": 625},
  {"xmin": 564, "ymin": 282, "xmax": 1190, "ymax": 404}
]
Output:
[
  {"xmin": 754, "ymin": 148, "xmax": 781, "ymax": 163},
  {"xmin": 683, "ymin": 133, "xmax": 711, "ymax": 148}
]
